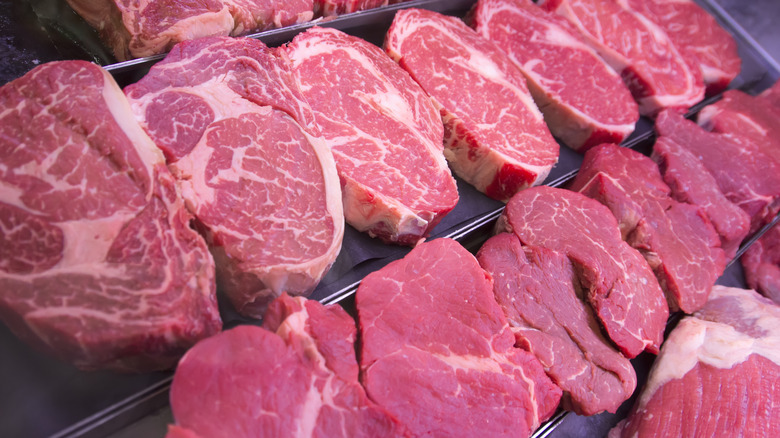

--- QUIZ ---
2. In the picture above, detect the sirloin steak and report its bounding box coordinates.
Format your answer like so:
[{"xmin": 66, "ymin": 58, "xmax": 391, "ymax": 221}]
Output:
[
  {"xmin": 569, "ymin": 144, "xmax": 726, "ymax": 313},
  {"xmin": 66, "ymin": 0, "xmax": 314, "ymax": 60},
  {"xmin": 125, "ymin": 37, "xmax": 344, "ymax": 319},
  {"xmin": 651, "ymin": 136, "xmax": 750, "ymax": 260},
  {"xmin": 477, "ymin": 233, "xmax": 636, "ymax": 416},
  {"xmin": 285, "ymin": 27, "xmax": 459, "ymax": 245},
  {"xmin": 357, "ymin": 238, "xmax": 561, "ymax": 437},
  {"xmin": 497, "ymin": 186, "xmax": 668, "ymax": 357},
  {"xmin": 472, "ymin": 0, "xmax": 638, "ymax": 151},
  {"xmin": 385, "ymin": 8, "xmax": 559, "ymax": 201},
  {"xmin": 0, "ymin": 61, "xmax": 221, "ymax": 372},
  {"xmin": 539, "ymin": 0, "xmax": 704, "ymax": 116},
  {"xmin": 610, "ymin": 286, "xmax": 780, "ymax": 437},
  {"xmin": 624, "ymin": 0, "xmax": 741, "ymax": 95},
  {"xmin": 170, "ymin": 294, "xmax": 404, "ymax": 438}
]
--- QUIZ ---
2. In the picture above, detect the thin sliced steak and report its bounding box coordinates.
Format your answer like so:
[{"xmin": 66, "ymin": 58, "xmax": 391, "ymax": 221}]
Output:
[
  {"xmin": 655, "ymin": 109, "xmax": 780, "ymax": 233},
  {"xmin": 610, "ymin": 286, "xmax": 780, "ymax": 437},
  {"xmin": 285, "ymin": 27, "xmax": 459, "ymax": 245},
  {"xmin": 170, "ymin": 294, "xmax": 404, "ymax": 438},
  {"xmin": 472, "ymin": 0, "xmax": 638, "ymax": 151},
  {"xmin": 569, "ymin": 144, "xmax": 726, "ymax": 313},
  {"xmin": 625, "ymin": 0, "xmax": 740, "ymax": 95},
  {"xmin": 0, "ymin": 61, "xmax": 221, "ymax": 371},
  {"xmin": 539, "ymin": 0, "xmax": 704, "ymax": 116},
  {"xmin": 385, "ymin": 8, "xmax": 559, "ymax": 201},
  {"xmin": 315, "ymin": 0, "xmax": 388, "ymax": 15},
  {"xmin": 125, "ymin": 37, "xmax": 344, "ymax": 318},
  {"xmin": 357, "ymin": 238, "xmax": 561, "ymax": 437},
  {"xmin": 651, "ymin": 136, "xmax": 750, "ymax": 259},
  {"xmin": 497, "ymin": 186, "xmax": 668, "ymax": 357},
  {"xmin": 741, "ymin": 223, "xmax": 780, "ymax": 304},
  {"xmin": 477, "ymin": 233, "xmax": 636, "ymax": 415}
]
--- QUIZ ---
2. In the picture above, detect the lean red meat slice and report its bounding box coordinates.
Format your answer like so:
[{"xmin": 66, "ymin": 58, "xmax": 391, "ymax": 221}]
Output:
[
  {"xmin": 539, "ymin": 0, "xmax": 704, "ymax": 116},
  {"xmin": 65, "ymin": 0, "xmax": 314, "ymax": 60},
  {"xmin": 170, "ymin": 294, "xmax": 404, "ymax": 438},
  {"xmin": 569, "ymin": 144, "xmax": 726, "ymax": 313},
  {"xmin": 741, "ymin": 223, "xmax": 780, "ymax": 304},
  {"xmin": 655, "ymin": 109, "xmax": 780, "ymax": 233},
  {"xmin": 125, "ymin": 37, "xmax": 344, "ymax": 318},
  {"xmin": 357, "ymin": 238, "xmax": 561, "ymax": 437},
  {"xmin": 0, "ymin": 61, "xmax": 221, "ymax": 371},
  {"xmin": 477, "ymin": 233, "xmax": 636, "ymax": 416},
  {"xmin": 385, "ymin": 8, "xmax": 559, "ymax": 201},
  {"xmin": 651, "ymin": 136, "xmax": 750, "ymax": 259},
  {"xmin": 471, "ymin": 0, "xmax": 638, "ymax": 151},
  {"xmin": 609, "ymin": 286, "xmax": 780, "ymax": 437},
  {"xmin": 625, "ymin": 0, "xmax": 741, "ymax": 96},
  {"xmin": 285, "ymin": 27, "xmax": 459, "ymax": 246},
  {"xmin": 497, "ymin": 186, "xmax": 668, "ymax": 357}
]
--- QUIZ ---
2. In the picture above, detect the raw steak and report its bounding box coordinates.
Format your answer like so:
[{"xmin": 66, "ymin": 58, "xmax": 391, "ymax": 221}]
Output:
[
  {"xmin": 625, "ymin": 0, "xmax": 741, "ymax": 95},
  {"xmin": 170, "ymin": 294, "xmax": 404, "ymax": 438},
  {"xmin": 497, "ymin": 186, "xmax": 668, "ymax": 357},
  {"xmin": 0, "ymin": 61, "xmax": 221, "ymax": 371},
  {"xmin": 651, "ymin": 135, "xmax": 750, "ymax": 259},
  {"xmin": 472, "ymin": 0, "xmax": 638, "ymax": 151},
  {"xmin": 357, "ymin": 238, "xmax": 561, "ymax": 437},
  {"xmin": 697, "ymin": 87, "xmax": 780, "ymax": 164},
  {"xmin": 610, "ymin": 286, "xmax": 780, "ymax": 437},
  {"xmin": 741, "ymin": 223, "xmax": 780, "ymax": 304},
  {"xmin": 285, "ymin": 27, "xmax": 459, "ymax": 246},
  {"xmin": 125, "ymin": 37, "xmax": 344, "ymax": 318},
  {"xmin": 477, "ymin": 233, "xmax": 636, "ymax": 415},
  {"xmin": 569, "ymin": 144, "xmax": 726, "ymax": 313},
  {"xmin": 385, "ymin": 8, "xmax": 559, "ymax": 201},
  {"xmin": 314, "ymin": 0, "xmax": 388, "ymax": 16},
  {"xmin": 655, "ymin": 109, "xmax": 780, "ymax": 233},
  {"xmin": 539, "ymin": 0, "xmax": 704, "ymax": 116},
  {"xmin": 65, "ymin": 0, "xmax": 314, "ymax": 60}
]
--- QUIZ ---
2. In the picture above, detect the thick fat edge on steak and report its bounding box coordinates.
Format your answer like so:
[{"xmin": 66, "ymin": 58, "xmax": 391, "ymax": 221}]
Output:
[
  {"xmin": 284, "ymin": 27, "xmax": 459, "ymax": 246},
  {"xmin": 471, "ymin": 0, "xmax": 638, "ymax": 152},
  {"xmin": 609, "ymin": 286, "xmax": 780, "ymax": 437},
  {"xmin": 497, "ymin": 186, "xmax": 668, "ymax": 357},
  {"xmin": 384, "ymin": 8, "xmax": 559, "ymax": 202}
]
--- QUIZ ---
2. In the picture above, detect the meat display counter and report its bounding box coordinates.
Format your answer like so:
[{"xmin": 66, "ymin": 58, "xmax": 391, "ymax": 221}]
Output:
[{"xmin": 0, "ymin": 0, "xmax": 778, "ymax": 437}]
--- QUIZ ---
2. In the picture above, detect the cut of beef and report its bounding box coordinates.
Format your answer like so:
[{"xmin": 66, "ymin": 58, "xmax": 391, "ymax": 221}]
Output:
[
  {"xmin": 477, "ymin": 233, "xmax": 636, "ymax": 416},
  {"xmin": 655, "ymin": 109, "xmax": 780, "ymax": 233},
  {"xmin": 385, "ymin": 8, "xmax": 559, "ymax": 201},
  {"xmin": 471, "ymin": 0, "xmax": 638, "ymax": 151},
  {"xmin": 170, "ymin": 294, "xmax": 404, "ymax": 438},
  {"xmin": 539, "ymin": 0, "xmax": 704, "ymax": 116},
  {"xmin": 65, "ymin": 0, "xmax": 314, "ymax": 60},
  {"xmin": 357, "ymin": 238, "xmax": 561, "ymax": 437},
  {"xmin": 497, "ymin": 186, "xmax": 668, "ymax": 357},
  {"xmin": 125, "ymin": 37, "xmax": 344, "ymax": 319},
  {"xmin": 285, "ymin": 27, "xmax": 459, "ymax": 246},
  {"xmin": 651, "ymin": 136, "xmax": 750, "ymax": 259},
  {"xmin": 314, "ymin": 0, "xmax": 388, "ymax": 16},
  {"xmin": 741, "ymin": 223, "xmax": 780, "ymax": 304},
  {"xmin": 569, "ymin": 144, "xmax": 726, "ymax": 313},
  {"xmin": 609, "ymin": 286, "xmax": 780, "ymax": 437},
  {"xmin": 625, "ymin": 0, "xmax": 741, "ymax": 95},
  {"xmin": 0, "ymin": 61, "xmax": 221, "ymax": 371}
]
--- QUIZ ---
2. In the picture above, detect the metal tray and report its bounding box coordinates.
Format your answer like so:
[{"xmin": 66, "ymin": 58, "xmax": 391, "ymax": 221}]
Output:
[{"xmin": 0, "ymin": 0, "xmax": 778, "ymax": 437}]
